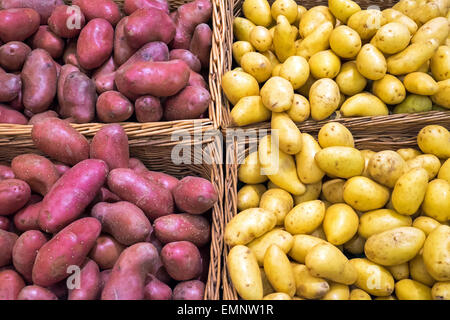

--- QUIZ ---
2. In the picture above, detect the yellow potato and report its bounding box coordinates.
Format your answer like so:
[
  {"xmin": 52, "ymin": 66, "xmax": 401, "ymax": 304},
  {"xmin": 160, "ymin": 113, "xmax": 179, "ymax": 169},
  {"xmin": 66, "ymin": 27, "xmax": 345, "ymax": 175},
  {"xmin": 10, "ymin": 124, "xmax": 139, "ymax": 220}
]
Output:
[
  {"xmin": 397, "ymin": 148, "xmax": 422, "ymax": 161},
  {"xmin": 271, "ymin": 112, "xmax": 302, "ymax": 155},
  {"xmin": 431, "ymin": 79, "xmax": 450, "ymax": 109},
  {"xmin": 343, "ymin": 176, "xmax": 390, "ymax": 212},
  {"xmin": 403, "ymin": 72, "xmax": 439, "ymax": 95},
  {"xmin": 260, "ymin": 76, "xmax": 294, "ymax": 112},
  {"xmin": 328, "ymin": 0, "xmax": 361, "ymax": 24},
  {"xmin": 238, "ymin": 151, "xmax": 268, "ymax": 184},
  {"xmin": 260, "ymin": 268, "xmax": 275, "ymax": 296},
  {"xmin": 309, "ymin": 78, "xmax": 341, "ymax": 121},
  {"xmin": 299, "ymin": 6, "xmax": 335, "ymax": 39},
  {"xmin": 395, "ymin": 279, "xmax": 432, "ymax": 300},
  {"xmin": 279, "ymin": 56, "xmax": 310, "ymax": 89},
  {"xmin": 233, "ymin": 17, "xmax": 256, "ymax": 42},
  {"xmin": 237, "ymin": 184, "xmax": 267, "ymax": 211},
  {"xmin": 315, "ymin": 147, "xmax": 365, "ymax": 179},
  {"xmin": 224, "ymin": 208, "xmax": 277, "ymax": 246},
  {"xmin": 417, "ymin": 60, "xmax": 431, "ymax": 73},
  {"xmin": 323, "ymin": 203, "xmax": 359, "ymax": 245},
  {"xmin": 321, "ymin": 282, "xmax": 350, "ymax": 300},
  {"xmin": 393, "ymin": 94, "xmax": 433, "ymax": 114},
  {"xmin": 438, "ymin": 159, "xmax": 450, "ymax": 183},
  {"xmin": 222, "ymin": 70, "xmax": 259, "ymax": 105},
  {"xmin": 273, "ymin": 15, "xmax": 296, "ymax": 62},
  {"xmin": 413, "ymin": 216, "xmax": 441, "ymax": 236},
  {"xmin": 417, "ymin": 125, "xmax": 450, "ymax": 159},
  {"xmin": 356, "ymin": 44, "xmax": 387, "ymax": 81},
  {"xmin": 259, "ymin": 135, "xmax": 306, "ymax": 195},
  {"xmin": 340, "ymin": 92, "xmax": 389, "ymax": 117},
  {"xmin": 293, "ymin": 181, "xmax": 322, "ymax": 205},
  {"xmin": 241, "ymin": 52, "xmax": 273, "ymax": 83},
  {"xmin": 364, "ymin": 227, "xmax": 426, "ymax": 266},
  {"xmin": 232, "ymin": 41, "xmax": 255, "ymax": 65},
  {"xmin": 297, "ymin": 74, "xmax": 316, "ymax": 98},
  {"xmin": 347, "ymin": 9, "xmax": 383, "ymax": 40},
  {"xmin": 392, "ymin": 0, "xmax": 418, "ymax": 19},
  {"xmin": 271, "ymin": 63, "xmax": 282, "ymax": 77},
  {"xmin": 309, "ymin": 50, "xmax": 341, "ymax": 79},
  {"xmin": 387, "ymin": 39, "xmax": 440, "ymax": 75},
  {"xmin": 270, "ymin": 0, "xmax": 298, "ymax": 24},
  {"xmin": 227, "ymin": 245, "xmax": 263, "ymax": 300},
  {"xmin": 368, "ymin": 150, "xmax": 407, "ymax": 188},
  {"xmin": 350, "ymin": 258, "xmax": 395, "ymax": 297},
  {"xmin": 360, "ymin": 149, "xmax": 375, "ymax": 178},
  {"xmin": 412, "ymin": 17, "xmax": 449, "ymax": 45},
  {"xmin": 422, "ymin": 179, "xmax": 450, "ymax": 222},
  {"xmin": 411, "ymin": 0, "xmax": 446, "ymax": 25},
  {"xmin": 410, "ymin": 254, "xmax": 437, "ymax": 287},
  {"xmin": 358, "ymin": 209, "xmax": 413, "ymax": 239},
  {"xmin": 371, "ymin": 22, "xmax": 411, "ymax": 54},
  {"xmin": 387, "ymin": 263, "xmax": 409, "ymax": 281},
  {"xmin": 335, "ymin": 61, "xmax": 367, "ymax": 96},
  {"xmin": 296, "ymin": 21, "xmax": 333, "ymax": 60},
  {"xmin": 294, "ymin": 5, "xmax": 307, "ymax": 26},
  {"xmin": 249, "ymin": 26, "xmax": 273, "ymax": 52},
  {"xmin": 321, "ymin": 179, "xmax": 345, "ymax": 204},
  {"xmin": 318, "ymin": 122, "xmax": 354, "ymax": 148},
  {"xmin": 381, "ymin": 8, "xmax": 418, "ymax": 35},
  {"xmin": 288, "ymin": 234, "xmax": 326, "ymax": 263},
  {"xmin": 242, "ymin": 0, "xmax": 272, "ymax": 27},
  {"xmin": 392, "ymin": 168, "xmax": 429, "ymax": 215},
  {"xmin": 431, "ymin": 46, "xmax": 450, "ymax": 81},
  {"xmin": 423, "ymin": 225, "xmax": 450, "ymax": 281},
  {"xmin": 432, "ymin": 282, "xmax": 450, "ymax": 300},
  {"xmin": 372, "ymin": 75, "xmax": 406, "ymax": 105},
  {"xmin": 344, "ymin": 234, "xmax": 366, "ymax": 255},
  {"xmin": 259, "ymin": 188, "xmax": 294, "ymax": 225},
  {"xmin": 287, "ymin": 94, "xmax": 310, "ymax": 123},
  {"xmin": 231, "ymin": 96, "xmax": 271, "ymax": 127},
  {"xmin": 284, "ymin": 200, "xmax": 325, "ymax": 235},
  {"xmin": 350, "ymin": 288, "xmax": 371, "ymax": 300},
  {"xmin": 264, "ymin": 244, "xmax": 296, "ymax": 296},
  {"xmin": 248, "ymin": 228, "xmax": 294, "ymax": 266},
  {"xmin": 311, "ymin": 226, "xmax": 327, "ymax": 240},
  {"xmin": 295, "ymin": 133, "xmax": 325, "ymax": 184},
  {"xmin": 263, "ymin": 292, "xmax": 292, "ymax": 300},
  {"xmin": 261, "ymin": 50, "xmax": 280, "ymax": 69},
  {"xmin": 330, "ymin": 26, "xmax": 361, "ymax": 59},
  {"xmin": 406, "ymin": 154, "xmax": 441, "ymax": 180},
  {"xmin": 306, "ymin": 242, "xmax": 357, "ymax": 285},
  {"xmin": 292, "ymin": 263, "xmax": 330, "ymax": 299}
]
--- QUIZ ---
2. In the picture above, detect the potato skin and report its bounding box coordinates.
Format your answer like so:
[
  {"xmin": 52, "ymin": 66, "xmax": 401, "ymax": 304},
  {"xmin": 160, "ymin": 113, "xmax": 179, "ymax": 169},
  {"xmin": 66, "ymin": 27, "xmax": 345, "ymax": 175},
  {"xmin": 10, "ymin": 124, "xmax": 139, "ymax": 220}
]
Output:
[
  {"xmin": 73, "ymin": 0, "xmax": 121, "ymax": 26},
  {"xmin": 48, "ymin": 4, "xmax": 86, "ymax": 38},
  {"xmin": 13, "ymin": 199, "xmax": 42, "ymax": 232},
  {"xmin": 423, "ymin": 225, "xmax": 450, "ymax": 281},
  {"xmin": 139, "ymin": 170, "xmax": 179, "ymax": 192},
  {"xmin": 123, "ymin": 0, "xmax": 170, "ymax": 15},
  {"xmin": 0, "ymin": 8, "xmax": 39, "ymax": 42},
  {"xmin": 0, "ymin": 104, "xmax": 27, "ymax": 124},
  {"xmin": 0, "ymin": 0, "xmax": 64, "ymax": 24},
  {"xmin": 172, "ymin": 176, "xmax": 217, "ymax": 215},
  {"xmin": 0, "ymin": 41, "xmax": 30, "ymax": 72},
  {"xmin": 135, "ymin": 95, "xmax": 163, "ymax": 122},
  {"xmin": 173, "ymin": 280, "xmax": 205, "ymax": 300},
  {"xmin": 164, "ymin": 86, "xmax": 211, "ymax": 120},
  {"xmin": 0, "ymin": 179, "xmax": 30, "ymax": 216},
  {"xmin": 170, "ymin": 49, "xmax": 201, "ymax": 73},
  {"xmin": 90, "ymin": 124, "xmax": 129, "ymax": 170},
  {"xmin": 68, "ymin": 259, "xmax": 101, "ymax": 300},
  {"xmin": 154, "ymin": 214, "xmax": 210, "ymax": 247},
  {"xmin": 117, "ymin": 41, "xmax": 169, "ymax": 73},
  {"xmin": 0, "ymin": 229, "xmax": 18, "ymax": 267},
  {"xmin": 17, "ymin": 285, "xmax": 58, "ymax": 300},
  {"xmin": 144, "ymin": 274, "xmax": 172, "ymax": 300},
  {"xmin": 0, "ymin": 70, "xmax": 21, "ymax": 102},
  {"xmin": 12, "ymin": 230, "xmax": 47, "ymax": 282},
  {"xmin": 0, "ymin": 216, "xmax": 9, "ymax": 230},
  {"xmin": 190, "ymin": 23, "xmax": 212, "ymax": 69},
  {"xmin": 89, "ymin": 235, "xmax": 124, "ymax": 270},
  {"xmin": 161, "ymin": 241, "xmax": 202, "ymax": 281},
  {"xmin": 0, "ymin": 269, "xmax": 25, "ymax": 300},
  {"xmin": 30, "ymin": 26, "xmax": 64, "ymax": 59}
]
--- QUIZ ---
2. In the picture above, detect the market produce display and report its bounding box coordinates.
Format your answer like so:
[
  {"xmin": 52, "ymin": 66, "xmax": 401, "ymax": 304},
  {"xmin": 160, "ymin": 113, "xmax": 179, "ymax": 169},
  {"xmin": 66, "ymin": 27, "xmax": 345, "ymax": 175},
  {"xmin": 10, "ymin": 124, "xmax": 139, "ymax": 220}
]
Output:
[
  {"xmin": 0, "ymin": 0, "xmax": 213, "ymax": 124},
  {"xmin": 0, "ymin": 118, "xmax": 218, "ymax": 300},
  {"xmin": 226, "ymin": 123, "xmax": 450, "ymax": 300},
  {"xmin": 222, "ymin": 0, "xmax": 450, "ymax": 127}
]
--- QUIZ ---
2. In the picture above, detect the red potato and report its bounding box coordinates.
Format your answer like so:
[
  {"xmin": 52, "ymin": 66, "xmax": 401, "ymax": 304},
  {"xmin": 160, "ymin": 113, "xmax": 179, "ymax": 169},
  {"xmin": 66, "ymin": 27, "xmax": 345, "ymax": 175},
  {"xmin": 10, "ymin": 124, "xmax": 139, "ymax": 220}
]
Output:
[
  {"xmin": 68, "ymin": 259, "xmax": 101, "ymax": 300},
  {"xmin": 140, "ymin": 170, "xmax": 179, "ymax": 192},
  {"xmin": 93, "ymin": 56, "xmax": 117, "ymax": 93},
  {"xmin": 101, "ymin": 242, "xmax": 159, "ymax": 300},
  {"xmin": 144, "ymin": 274, "xmax": 172, "ymax": 300},
  {"xmin": 90, "ymin": 124, "xmax": 129, "ymax": 170},
  {"xmin": 172, "ymin": 280, "xmax": 205, "ymax": 300},
  {"xmin": 135, "ymin": 95, "xmax": 162, "ymax": 123},
  {"xmin": 129, "ymin": 157, "xmax": 147, "ymax": 174},
  {"xmin": 188, "ymin": 69, "xmax": 208, "ymax": 89},
  {"xmin": 92, "ymin": 201, "xmax": 152, "ymax": 246},
  {"xmin": 17, "ymin": 285, "xmax": 57, "ymax": 300},
  {"xmin": 117, "ymin": 41, "xmax": 169, "ymax": 73},
  {"xmin": 21, "ymin": 49, "xmax": 57, "ymax": 113},
  {"xmin": 0, "ymin": 165, "xmax": 14, "ymax": 181},
  {"xmin": 32, "ymin": 217, "xmax": 102, "ymax": 287},
  {"xmin": 161, "ymin": 241, "xmax": 202, "ymax": 281},
  {"xmin": 172, "ymin": 176, "xmax": 218, "ymax": 214},
  {"xmin": 198, "ymin": 245, "xmax": 210, "ymax": 283},
  {"xmin": 99, "ymin": 269, "xmax": 111, "ymax": 293},
  {"xmin": 0, "ymin": 71, "xmax": 21, "ymax": 102},
  {"xmin": 48, "ymin": 4, "xmax": 86, "ymax": 38},
  {"xmin": 57, "ymin": 64, "xmax": 79, "ymax": 109},
  {"xmin": 38, "ymin": 159, "xmax": 108, "ymax": 233},
  {"xmin": 0, "ymin": 229, "xmax": 17, "ymax": 267},
  {"xmin": 114, "ymin": 17, "xmax": 136, "ymax": 66},
  {"xmin": 53, "ymin": 162, "xmax": 70, "ymax": 176},
  {"xmin": 146, "ymin": 230, "xmax": 163, "ymax": 254},
  {"xmin": 31, "ymin": 117, "xmax": 90, "ymax": 166},
  {"xmin": 11, "ymin": 154, "xmax": 60, "ymax": 196},
  {"xmin": 30, "ymin": 26, "xmax": 64, "ymax": 59},
  {"xmin": 92, "ymin": 187, "xmax": 121, "ymax": 205},
  {"xmin": 124, "ymin": 0, "xmax": 169, "ymax": 15},
  {"xmin": 73, "ymin": 0, "xmax": 121, "ymax": 26},
  {"xmin": 107, "ymin": 168, "xmax": 174, "ymax": 221},
  {"xmin": 0, "ymin": 41, "xmax": 31, "ymax": 71},
  {"xmin": 77, "ymin": 18, "xmax": 114, "ymax": 70},
  {"xmin": 63, "ymin": 40, "xmax": 83, "ymax": 70},
  {"xmin": 172, "ymin": 0, "xmax": 212, "ymax": 49},
  {"xmin": 153, "ymin": 214, "xmax": 211, "ymax": 247},
  {"xmin": 0, "ymin": 0, "xmax": 64, "ymax": 25},
  {"xmin": 89, "ymin": 235, "xmax": 124, "ymax": 270},
  {"xmin": 169, "ymin": 49, "xmax": 201, "ymax": 73},
  {"xmin": 12, "ymin": 230, "xmax": 47, "ymax": 282},
  {"xmin": 124, "ymin": 8, "xmax": 175, "ymax": 49},
  {"xmin": 8, "ymin": 88, "xmax": 23, "ymax": 112},
  {"xmin": 0, "ymin": 269, "xmax": 25, "ymax": 300},
  {"xmin": 45, "ymin": 280, "xmax": 68, "ymax": 300},
  {"xmin": 27, "ymin": 110, "xmax": 58, "ymax": 125},
  {"xmin": 60, "ymin": 71, "xmax": 96, "ymax": 123},
  {"xmin": 0, "ymin": 179, "xmax": 30, "ymax": 216},
  {"xmin": 96, "ymin": 91, "xmax": 134, "ymax": 122},
  {"xmin": 0, "ymin": 104, "xmax": 27, "ymax": 124},
  {"xmin": 164, "ymin": 85, "xmax": 210, "ymax": 121},
  {"xmin": 13, "ymin": 196, "xmax": 42, "ymax": 231},
  {"xmin": 93, "ymin": 56, "xmax": 117, "ymax": 78},
  {"xmin": 0, "ymin": 217, "xmax": 10, "ymax": 230},
  {"xmin": 190, "ymin": 23, "xmax": 212, "ymax": 69},
  {"xmin": 115, "ymin": 59, "xmax": 190, "ymax": 98},
  {"xmin": 0, "ymin": 8, "xmax": 39, "ymax": 42}
]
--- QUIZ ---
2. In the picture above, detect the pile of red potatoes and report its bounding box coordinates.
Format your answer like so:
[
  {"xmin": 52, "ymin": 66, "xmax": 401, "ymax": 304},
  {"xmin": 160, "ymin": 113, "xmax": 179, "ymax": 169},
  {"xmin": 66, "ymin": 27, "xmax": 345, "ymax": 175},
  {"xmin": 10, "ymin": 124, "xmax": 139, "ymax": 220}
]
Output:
[
  {"xmin": 0, "ymin": 117, "xmax": 218, "ymax": 300},
  {"xmin": 0, "ymin": 0, "xmax": 213, "ymax": 124}
]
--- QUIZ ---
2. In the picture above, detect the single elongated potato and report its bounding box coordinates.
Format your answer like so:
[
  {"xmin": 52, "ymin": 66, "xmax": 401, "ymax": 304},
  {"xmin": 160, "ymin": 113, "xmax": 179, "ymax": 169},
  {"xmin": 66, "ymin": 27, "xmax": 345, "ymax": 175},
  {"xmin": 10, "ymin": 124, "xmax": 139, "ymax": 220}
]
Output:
[
  {"xmin": 242, "ymin": 0, "xmax": 272, "ymax": 27},
  {"xmin": 264, "ymin": 245, "xmax": 296, "ymax": 296},
  {"xmin": 335, "ymin": 61, "xmax": 367, "ymax": 96},
  {"xmin": 279, "ymin": 56, "xmax": 309, "ymax": 89},
  {"xmin": 403, "ymin": 72, "xmax": 439, "ymax": 95},
  {"xmin": 422, "ymin": 179, "xmax": 450, "ymax": 223},
  {"xmin": 241, "ymin": 52, "xmax": 273, "ymax": 83},
  {"xmin": 395, "ymin": 279, "xmax": 432, "ymax": 300},
  {"xmin": 321, "ymin": 179, "xmax": 345, "ymax": 204},
  {"xmin": 392, "ymin": 168, "xmax": 429, "ymax": 215},
  {"xmin": 343, "ymin": 176, "xmax": 390, "ymax": 212},
  {"xmin": 238, "ymin": 152, "xmax": 268, "ymax": 184},
  {"xmin": 318, "ymin": 122, "xmax": 354, "ymax": 148},
  {"xmin": 309, "ymin": 78, "xmax": 340, "ymax": 121},
  {"xmin": 417, "ymin": 125, "xmax": 450, "ymax": 159},
  {"xmin": 261, "ymin": 76, "xmax": 294, "ymax": 112},
  {"xmin": 423, "ymin": 225, "xmax": 450, "ymax": 281},
  {"xmin": 284, "ymin": 200, "xmax": 325, "ymax": 235},
  {"xmin": 288, "ymin": 234, "xmax": 326, "ymax": 263},
  {"xmin": 231, "ymin": 96, "xmax": 271, "ymax": 127},
  {"xmin": 260, "ymin": 188, "xmax": 294, "ymax": 225},
  {"xmin": 293, "ymin": 181, "xmax": 322, "ymax": 205},
  {"xmin": 358, "ymin": 209, "xmax": 412, "ymax": 239},
  {"xmin": 356, "ymin": 44, "xmax": 387, "ymax": 80},
  {"xmin": 372, "ymin": 75, "xmax": 406, "ymax": 105},
  {"xmin": 432, "ymin": 282, "xmax": 450, "ymax": 300},
  {"xmin": 323, "ymin": 204, "xmax": 359, "ymax": 245},
  {"xmin": 371, "ymin": 22, "xmax": 411, "ymax": 54},
  {"xmin": 328, "ymin": 0, "xmax": 361, "ymax": 24},
  {"xmin": 296, "ymin": 133, "xmax": 325, "ymax": 184},
  {"xmin": 412, "ymin": 216, "xmax": 441, "ymax": 236},
  {"xmin": 271, "ymin": 112, "xmax": 302, "ymax": 155},
  {"xmin": 273, "ymin": 15, "xmax": 296, "ymax": 62},
  {"xmin": 287, "ymin": 94, "xmax": 310, "ymax": 123},
  {"xmin": 368, "ymin": 150, "xmax": 407, "ymax": 188},
  {"xmin": 431, "ymin": 46, "xmax": 450, "ymax": 81},
  {"xmin": 291, "ymin": 263, "xmax": 329, "ymax": 299},
  {"xmin": 237, "ymin": 184, "xmax": 267, "ymax": 211},
  {"xmin": 350, "ymin": 258, "xmax": 395, "ymax": 297},
  {"xmin": 222, "ymin": 70, "xmax": 259, "ymax": 105},
  {"xmin": 340, "ymin": 93, "xmax": 389, "ymax": 117},
  {"xmin": 387, "ymin": 263, "xmax": 409, "ymax": 281},
  {"xmin": 412, "ymin": 17, "xmax": 449, "ymax": 45},
  {"xmin": 315, "ymin": 147, "xmax": 365, "ymax": 179},
  {"xmin": 296, "ymin": 22, "xmax": 333, "ymax": 60},
  {"xmin": 364, "ymin": 227, "xmax": 426, "ymax": 266},
  {"xmin": 233, "ymin": 17, "xmax": 256, "ymax": 42},
  {"xmin": 248, "ymin": 229, "xmax": 294, "ymax": 266}
]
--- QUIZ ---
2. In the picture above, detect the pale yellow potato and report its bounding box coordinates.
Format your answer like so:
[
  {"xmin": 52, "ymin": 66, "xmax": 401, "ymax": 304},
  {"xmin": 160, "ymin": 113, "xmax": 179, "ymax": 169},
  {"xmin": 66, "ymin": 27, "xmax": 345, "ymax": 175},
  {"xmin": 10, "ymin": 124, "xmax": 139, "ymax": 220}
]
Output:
[
  {"xmin": 231, "ymin": 96, "xmax": 271, "ymax": 127},
  {"xmin": 371, "ymin": 22, "xmax": 411, "ymax": 54},
  {"xmin": 413, "ymin": 216, "xmax": 441, "ymax": 236},
  {"xmin": 299, "ymin": 6, "xmax": 335, "ymax": 39},
  {"xmin": 350, "ymin": 258, "xmax": 395, "ymax": 297},
  {"xmin": 288, "ymin": 234, "xmax": 326, "ymax": 263},
  {"xmin": 224, "ymin": 208, "xmax": 277, "ymax": 246},
  {"xmin": 350, "ymin": 289, "xmax": 371, "ymax": 300},
  {"xmin": 356, "ymin": 44, "xmax": 387, "ymax": 81},
  {"xmin": 423, "ymin": 225, "xmax": 450, "ymax": 281},
  {"xmin": 222, "ymin": 70, "xmax": 259, "ymax": 105},
  {"xmin": 271, "ymin": 112, "xmax": 302, "ymax": 155},
  {"xmin": 364, "ymin": 227, "xmax": 426, "ymax": 266},
  {"xmin": 241, "ymin": 52, "xmax": 273, "ymax": 83},
  {"xmin": 293, "ymin": 181, "xmax": 322, "ymax": 205},
  {"xmin": 410, "ymin": 254, "xmax": 436, "ymax": 287},
  {"xmin": 264, "ymin": 244, "xmax": 296, "ymax": 296},
  {"xmin": 315, "ymin": 146, "xmax": 365, "ymax": 179},
  {"xmin": 344, "ymin": 234, "xmax": 366, "ymax": 255},
  {"xmin": 309, "ymin": 50, "xmax": 341, "ymax": 79},
  {"xmin": 249, "ymin": 26, "xmax": 272, "ymax": 52},
  {"xmin": 431, "ymin": 46, "xmax": 450, "ymax": 81},
  {"xmin": 227, "ymin": 245, "xmax": 263, "ymax": 300},
  {"xmin": 287, "ymin": 94, "xmax": 310, "ymax": 123},
  {"xmin": 291, "ymin": 263, "xmax": 330, "ymax": 299},
  {"xmin": 233, "ymin": 17, "xmax": 256, "ymax": 42},
  {"xmin": 432, "ymin": 282, "xmax": 450, "ymax": 300},
  {"xmin": 395, "ymin": 279, "xmax": 432, "ymax": 300},
  {"xmin": 392, "ymin": 0, "xmax": 418, "ymax": 19},
  {"xmin": 438, "ymin": 159, "xmax": 450, "ymax": 183},
  {"xmin": 260, "ymin": 188, "xmax": 294, "ymax": 225},
  {"xmin": 417, "ymin": 125, "xmax": 450, "ymax": 159},
  {"xmin": 387, "ymin": 263, "xmax": 409, "ymax": 281},
  {"xmin": 431, "ymin": 79, "xmax": 450, "ymax": 109},
  {"xmin": 270, "ymin": 0, "xmax": 298, "ymax": 24},
  {"xmin": 294, "ymin": 5, "xmax": 307, "ymax": 27},
  {"xmin": 397, "ymin": 148, "xmax": 422, "ymax": 161},
  {"xmin": 263, "ymin": 292, "xmax": 292, "ymax": 300},
  {"xmin": 347, "ymin": 9, "xmax": 383, "ymax": 41},
  {"xmin": 271, "ymin": 63, "xmax": 282, "ymax": 77},
  {"xmin": 296, "ymin": 21, "xmax": 333, "ymax": 60},
  {"xmin": 381, "ymin": 8, "xmax": 418, "ymax": 35},
  {"xmin": 343, "ymin": 176, "xmax": 390, "ymax": 212},
  {"xmin": 248, "ymin": 228, "xmax": 294, "ymax": 266},
  {"xmin": 318, "ymin": 122, "xmax": 354, "ymax": 148},
  {"xmin": 417, "ymin": 60, "xmax": 431, "ymax": 73},
  {"xmin": 238, "ymin": 151, "xmax": 268, "ymax": 184},
  {"xmin": 422, "ymin": 179, "xmax": 450, "ymax": 222},
  {"xmin": 393, "ymin": 94, "xmax": 433, "ymax": 114},
  {"xmin": 403, "ymin": 72, "xmax": 439, "ymax": 95},
  {"xmin": 372, "ymin": 75, "xmax": 406, "ymax": 105},
  {"xmin": 321, "ymin": 179, "xmax": 345, "ymax": 204},
  {"xmin": 279, "ymin": 55, "xmax": 310, "ymax": 89},
  {"xmin": 323, "ymin": 203, "xmax": 359, "ymax": 245},
  {"xmin": 406, "ymin": 154, "xmax": 441, "ymax": 180},
  {"xmin": 328, "ymin": 0, "xmax": 361, "ymax": 24},
  {"xmin": 321, "ymin": 282, "xmax": 350, "ymax": 300},
  {"xmin": 368, "ymin": 150, "xmax": 407, "ymax": 188},
  {"xmin": 237, "ymin": 184, "xmax": 267, "ymax": 211},
  {"xmin": 340, "ymin": 92, "xmax": 389, "ymax": 117},
  {"xmin": 242, "ymin": 0, "xmax": 272, "ymax": 27},
  {"xmin": 360, "ymin": 149, "xmax": 375, "ymax": 178},
  {"xmin": 232, "ymin": 41, "xmax": 255, "ymax": 65},
  {"xmin": 329, "ymin": 26, "xmax": 361, "ymax": 59},
  {"xmin": 260, "ymin": 76, "xmax": 294, "ymax": 112},
  {"xmin": 392, "ymin": 168, "xmax": 429, "ymax": 215},
  {"xmin": 358, "ymin": 209, "xmax": 413, "ymax": 239},
  {"xmin": 412, "ymin": 17, "xmax": 449, "ymax": 45},
  {"xmin": 273, "ymin": 15, "xmax": 296, "ymax": 62},
  {"xmin": 284, "ymin": 200, "xmax": 325, "ymax": 235},
  {"xmin": 335, "ymin": 61, "xmax": 367, "ymax": 96},
  {"xmin": 309, "ymin": 78, "xmax": 341, "ymax": 121},
  {"xmin": 295, "ymin": 133, "xmax": 325, "ymax": 184},
  {"xmin": 261, "ymin": 50, "xmax": 280, "ymax": 69},
  {"xmin": 260, "ymin": 268, "xmax": 275, "ymax": 296}
]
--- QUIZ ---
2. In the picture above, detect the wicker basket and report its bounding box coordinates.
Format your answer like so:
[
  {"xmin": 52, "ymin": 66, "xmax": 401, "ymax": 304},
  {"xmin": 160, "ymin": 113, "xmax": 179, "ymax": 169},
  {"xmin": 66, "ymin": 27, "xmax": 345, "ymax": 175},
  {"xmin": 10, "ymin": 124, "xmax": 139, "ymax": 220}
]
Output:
[
  {"xmin": 222, "ymin": 126, "xmax": 426, "ymax": 300},
  {"xmin": 0, "ymin": 133, "xmax": 224, "ymax": 300},
  {"xmin": 220, "ymin": 0, "xmax": 450, "ymax": 132}
]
